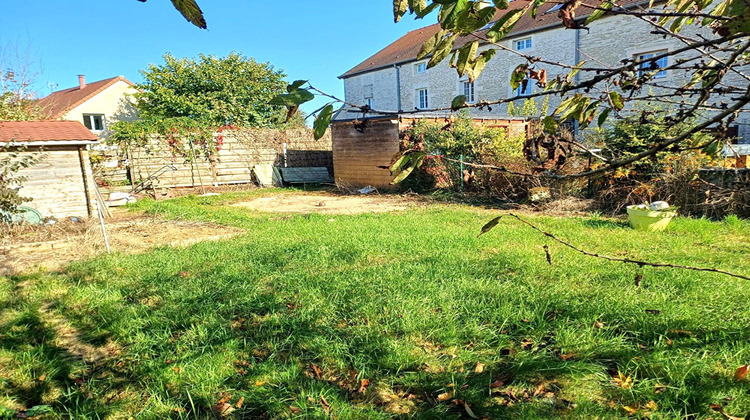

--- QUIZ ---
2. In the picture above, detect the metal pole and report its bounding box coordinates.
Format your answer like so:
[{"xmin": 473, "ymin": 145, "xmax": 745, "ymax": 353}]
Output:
[
  {"xmin": 460, "ymin": 154, "xmax": 465, "ymax": 196},
  {"xmin": 189, "ymin": 139, "xmax": 206, "ymax": 195},
  {"xmin": 97, "ymin": 204, "xmax": 111, "ymax": 254}
]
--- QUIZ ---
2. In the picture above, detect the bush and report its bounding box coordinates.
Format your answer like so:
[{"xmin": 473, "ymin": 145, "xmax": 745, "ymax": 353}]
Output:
[
  {"xmin": 586, "ymin": 107, "xmax": 723, "ymax": 214},
  {"xmin": 399, "ymin": 112, "xmax": 533, "ymax": 198},
  {"xmin": 0, "ymin": 145, "xmax": 42, "ymax": 222}
]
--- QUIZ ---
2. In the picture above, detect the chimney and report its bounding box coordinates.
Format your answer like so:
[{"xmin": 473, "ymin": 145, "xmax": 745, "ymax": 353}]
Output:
[{"xmin": 78, "ymin": 75, "xmax": 86, "ymax": 90}]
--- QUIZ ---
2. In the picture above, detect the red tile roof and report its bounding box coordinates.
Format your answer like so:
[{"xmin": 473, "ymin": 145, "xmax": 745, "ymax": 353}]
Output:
[
  {"xmin": 37, "ymin": 76, "xmax": 135, "ymax": 119},
  {"xmin": 341, "ymin": 1, "xmax": 612, "ymax": 78},
  {"xmin": 0, "ymin": 121, "xmax": 99, "ymax": 143}
]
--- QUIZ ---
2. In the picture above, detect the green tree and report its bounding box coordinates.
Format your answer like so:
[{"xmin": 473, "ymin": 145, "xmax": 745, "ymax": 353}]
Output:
[{"xmin": 135, "ymin": 53, "xmax": 289, "ymax": 128}]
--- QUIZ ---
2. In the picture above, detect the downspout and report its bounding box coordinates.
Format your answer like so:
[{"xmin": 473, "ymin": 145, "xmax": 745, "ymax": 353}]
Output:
[{"xmin": 394, "ymin": 64, "xmax": 402, "ymax": 113}]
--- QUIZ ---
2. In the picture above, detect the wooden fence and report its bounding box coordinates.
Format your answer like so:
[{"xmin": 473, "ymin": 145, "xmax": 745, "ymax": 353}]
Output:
[{"xmin": 94, "ymin": 128, "xmax": 332, "ymax": 192}]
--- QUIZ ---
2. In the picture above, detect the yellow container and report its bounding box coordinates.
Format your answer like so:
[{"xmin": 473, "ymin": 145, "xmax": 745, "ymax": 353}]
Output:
[{"xmin": 626, "ymin": 206, "xmax": 676, "ymax": 231}]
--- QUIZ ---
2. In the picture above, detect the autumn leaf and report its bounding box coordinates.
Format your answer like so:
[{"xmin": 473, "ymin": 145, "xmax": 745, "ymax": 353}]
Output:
[
  {"xmin": 235, "ymin": 396, "xmax": 244, "ymax": 408},
  {"xmin": 474, "ymin": 362, "xmax": 485, "ymax": 373},
  {"xmin": 437, "ymin": 392, "xmax": 453, "ymax": 402},
  {"xmin": 490, "ymin": 379, "xmax": 506, "ymax": 388},
  {"xmin": 309, "ymin": 364, "xmax": 323, "ymax": 379},
  {"xmin": 734, "ymin": 365, "xmax": 748, "ymax": 381},
  {"xmin": 560, "ymin": 353, "xmax": 577, "ymax": 361},
  {"xmin": 613, "ymin": 372, "xmax": 633, "ymax": 389},
  {"xmin": 358, "ymin": 378, "xmax": 371, "ymax": 393}
]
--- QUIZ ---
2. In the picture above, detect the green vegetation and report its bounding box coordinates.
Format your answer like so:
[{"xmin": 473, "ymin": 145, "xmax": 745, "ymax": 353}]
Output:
[
  {"xmin": 135, "ymin": 53, "xmax": 293, "ymax": 128},
  {"xmin": 2, "ymin": 191, "xmax": 750, "ymax": 418}
]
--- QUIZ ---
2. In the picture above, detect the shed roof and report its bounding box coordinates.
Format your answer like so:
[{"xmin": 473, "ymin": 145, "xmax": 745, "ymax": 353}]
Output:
[
  {"xmin": 0, "ymin": 121, "xmax": 99, "ymax": 144},
  {"xmin": 37, "ymin": 76, "xmax": 135, "ymax": 119}
]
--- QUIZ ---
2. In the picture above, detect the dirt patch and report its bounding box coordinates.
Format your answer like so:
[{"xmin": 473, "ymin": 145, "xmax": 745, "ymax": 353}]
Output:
[
  {"xmin": 231, "ymin": 193, "xmax": 418, "ymax": 215},
  {"xmin": 0, "ymin": 209, "xmax": 240, "ymax": 276}
]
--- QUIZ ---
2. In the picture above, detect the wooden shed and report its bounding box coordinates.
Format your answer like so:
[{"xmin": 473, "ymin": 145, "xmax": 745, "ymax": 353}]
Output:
[
  {"xmin": 0, "ymin": 121, "xmax": 99, "ymax": 219},
  {"xmin": 331, "ymin": 115, "xmax": 532, "ymax": 189}
]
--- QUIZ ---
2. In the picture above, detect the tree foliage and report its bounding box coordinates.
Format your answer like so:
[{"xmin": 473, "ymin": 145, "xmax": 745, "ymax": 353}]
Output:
[
  {"xmin": 270, "ymin": 0, "xmax": 749, "ymax": 180},
  {"xmin": 0, "ymin": 66, "xmax": 44, "ymax": 121},
  {"xmin": 135, "ymin": 53, "xmax": 290, "ymax": 128},
  {"xmin": 0, "ymin": 146, "xmax": 43, "ymax": 222}
]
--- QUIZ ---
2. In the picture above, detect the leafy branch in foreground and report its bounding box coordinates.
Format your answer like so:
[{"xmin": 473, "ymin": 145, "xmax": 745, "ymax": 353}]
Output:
[
  {"xmin": 137, "ymin": 0, "xmax": 207, "ymax": 29},
  {"xmin": 274, "ymin": 0, "xmax": 750, "ymax": 182},
  {"xmin": 479, "ymin": 213, "xmax": 750, "ymax": 281}
]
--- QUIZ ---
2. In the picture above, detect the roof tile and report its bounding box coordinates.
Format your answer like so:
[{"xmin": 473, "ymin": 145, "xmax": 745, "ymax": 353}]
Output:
[
  {"xmin": 0, "ymin": 121, "xmax": 99, "ymax": 143},
  {"xmin": 37, "ymin": 76, "xmax": 135, "ymax": 119}
]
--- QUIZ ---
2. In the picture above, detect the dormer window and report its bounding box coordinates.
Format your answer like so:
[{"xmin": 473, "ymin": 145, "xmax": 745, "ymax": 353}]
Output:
[{"xmin": 83, "ymin": 114, "xmax": 105, "ymax": 131}]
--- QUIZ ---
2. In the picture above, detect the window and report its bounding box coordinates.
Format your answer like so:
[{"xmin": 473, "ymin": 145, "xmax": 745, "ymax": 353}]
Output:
[
  {"xmin": 83, "ymin": 114, "xmax": 105, "ymax": 131},
  {"xmin": 416, "ymin": 62, "xmax": 427, "ymax": 74},
  {"xmin": 417, "ymin": 88, "xmax": 429, "ymax": 109},
  {"xmin": 462, "ymin": 81, "xmax": 476, "ymax": 103},
  {"xmin": 637, "ymin": 51, "xmax": 668, "ymax": 78},
  {"xmin": 364, "ymin": 84, "xmax": 374, "ymax": 108},
  {"xmin": 515, "ymin": 79, "xmax": 532, "ymax": 96},
  {"xmin": 514, "ymin": 38, "xmax": 532, "ymax": 51}
]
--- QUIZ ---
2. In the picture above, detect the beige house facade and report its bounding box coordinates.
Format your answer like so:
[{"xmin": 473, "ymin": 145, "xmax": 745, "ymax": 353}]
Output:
[
  {"xmin": 38, "ymin": 76, "xmax": 139, "ymax": 137},
  {"xmin": 338, "ymin": 1, "xmax": 750, "ymax": 144}
]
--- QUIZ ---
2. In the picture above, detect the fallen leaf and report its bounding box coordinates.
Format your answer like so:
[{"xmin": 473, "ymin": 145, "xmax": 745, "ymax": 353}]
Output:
[
  {"xmin": 490, "ymin": 380, "xmax": 505, "ymax": 388},
  {"xmin": 643, "ymin": 400, "xmax": 658, "ymax": 411},
  {"xmin": 437, "ymin": 392, "xmax": 453, "ymax": 402},
  {"xmin": 613, "ymin": 372, "xmax": 633, "ymax": 389},
  {"xmin": 310, "ymin": 364, "xmax": 323, "ymax": 379},
  {"xmin": 474, "ymin": 362, "xmax": 485, "ymax": 373},
  {"xmin": 734, "ymin": 365, "xmax": 748, "ymax": 381},
  {"xmin": 593, "ymin": 321, "xmax": 605, "ymax": 328},
  {"xmin": 172, "ymin": 367, "xmax": 181, "ymax": 373},
  {"xmin": 255, "ymin": 380, "xmax": 266, "ymax": 387},
  {"xmin": 289, "ymin": 405, "xmax": 301, "ymax": 414},
  {"xmin": 560, "ymin": 353, "xmax": 577, "ymax": 361},
  {"xmin": 37, "ymin": 375, "xmax": 46, "ymax": 382},
  {"xmin": 235, "ymin": 396, "xmax": 244, "ymax": 408},
  {"xmin": 622, "ymin": 403, "xmax": 639, "ymax": 415},
  {"xmin": 320, "ymin": 396, "xmax": 331, "ymax": 414},
  {"xmin": 212, "ymin": 403, "xmax": 235, "ymax": 417},
  {"xmin": 358, "ymin": 378, "xmax": 371, "ymax": 393}
]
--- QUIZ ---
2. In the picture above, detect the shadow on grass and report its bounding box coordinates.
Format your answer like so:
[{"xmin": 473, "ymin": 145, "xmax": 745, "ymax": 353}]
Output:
[{"xmin": 4, "ymin": 239, "xmax": 749, "ymax": 419}]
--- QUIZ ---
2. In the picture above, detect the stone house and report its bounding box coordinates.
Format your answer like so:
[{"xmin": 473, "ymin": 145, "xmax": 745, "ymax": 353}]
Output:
[
  {"xmin": 37, "ymin": 75, "xmax": 139, "ymax": 137},
  {"xmin": 338, "ymin": 0, "xmax": 750, "ymax": 144}
]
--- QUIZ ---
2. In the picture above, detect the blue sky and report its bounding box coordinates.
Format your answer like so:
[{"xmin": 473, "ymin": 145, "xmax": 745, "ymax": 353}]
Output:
[{"xmin": 0, "ymin": 1, "xmax": 432, "ymax": 117}]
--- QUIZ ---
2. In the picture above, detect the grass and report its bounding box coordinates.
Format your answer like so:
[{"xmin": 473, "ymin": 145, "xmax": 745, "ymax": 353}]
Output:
[{"xmin": 2, "ymin": 190, "xmax": 750, "ymax": 419}]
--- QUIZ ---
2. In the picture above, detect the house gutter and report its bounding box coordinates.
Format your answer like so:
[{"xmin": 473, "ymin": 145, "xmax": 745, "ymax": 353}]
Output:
[{"xmin": 1, "ymin": 140, "xmax": 99, "ymax": 146}]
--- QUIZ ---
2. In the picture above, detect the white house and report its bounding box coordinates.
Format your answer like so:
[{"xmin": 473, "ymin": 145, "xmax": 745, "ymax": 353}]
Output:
[{"xmin": 38, "ymin": 75, "xmax": 139, "ymax": 136}]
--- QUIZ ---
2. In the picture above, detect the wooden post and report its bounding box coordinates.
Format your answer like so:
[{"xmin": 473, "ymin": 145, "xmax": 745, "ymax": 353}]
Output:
[{"xmin": 78, "ymin": 146, "xmax": 94, "ymax": 217}]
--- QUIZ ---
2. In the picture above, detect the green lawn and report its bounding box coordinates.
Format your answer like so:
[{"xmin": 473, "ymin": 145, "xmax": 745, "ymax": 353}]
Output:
[{"xmin": 2, "ymin": 190, "xmax": 750, "ymax": 419}]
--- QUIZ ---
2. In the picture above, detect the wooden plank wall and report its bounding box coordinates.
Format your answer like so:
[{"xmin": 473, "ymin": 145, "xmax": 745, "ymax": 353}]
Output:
[
  {"xmin": 332, "ymin": 119, "xmax": 401, "ymax": 189},
  {"xmin": 96, "ymin": 128, "xmax": 332, "ymax": 191},
  {"xmin": 331, "ymin": 117, "xmax": 532, "ymax": 189},
  {"xmin": 12, "ymin": 145, "xmax": 94, "ymax": 219}
]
